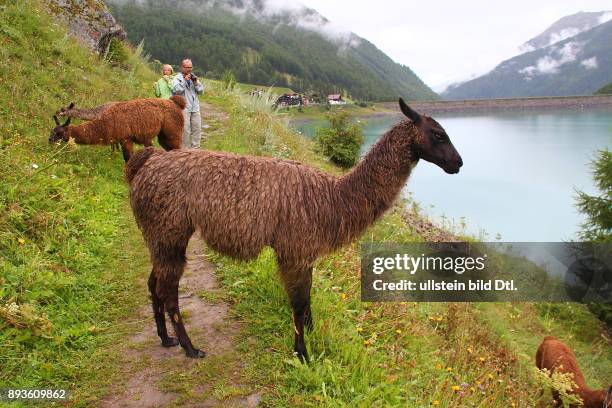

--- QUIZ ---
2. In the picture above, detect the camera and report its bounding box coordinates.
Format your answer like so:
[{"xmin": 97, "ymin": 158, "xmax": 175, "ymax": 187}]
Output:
[{"xmin": 190, "ymin": 73, "xmax": 198, "ymax": 82}]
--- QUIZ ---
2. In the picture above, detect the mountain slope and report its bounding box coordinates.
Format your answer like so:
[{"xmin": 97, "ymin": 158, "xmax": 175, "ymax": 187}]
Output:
[
  {"xmin": 443, "ymin": 19, "xmax": 612, "ymax": 99},
  {"xmin": 520, "ymin": 10, "xmax": 612, "ymax": 52},
  {"xmin": 108, "ymin": 0, "xmax": 438, "ymax": 101}
]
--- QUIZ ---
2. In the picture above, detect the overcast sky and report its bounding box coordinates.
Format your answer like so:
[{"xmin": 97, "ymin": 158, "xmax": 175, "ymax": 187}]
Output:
[{"xmin": 297, "ymin": 0, "xmax": 612, "ymax": 91}]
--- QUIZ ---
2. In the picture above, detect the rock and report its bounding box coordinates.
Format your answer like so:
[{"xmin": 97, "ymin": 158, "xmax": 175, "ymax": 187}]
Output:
[{"xmin": 45, "ymin": 0, "xmax": 126, "ymax": 55}]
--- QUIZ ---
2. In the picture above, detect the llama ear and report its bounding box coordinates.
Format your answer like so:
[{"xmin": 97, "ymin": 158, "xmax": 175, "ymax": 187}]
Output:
[
  {"xmin": 399, "ymin": 97, "xmax": 421, "ymax": 125},
  {"xmin": 53, "ymin": 115, "xmax": 60, "ymax": 126},
  {"xmin": 63, "ymin": 117, "xmax": 71, "ymax": 126},
  {"xmin": 68, "ymin": 102, "xmax": 75, "ymax": 109}
]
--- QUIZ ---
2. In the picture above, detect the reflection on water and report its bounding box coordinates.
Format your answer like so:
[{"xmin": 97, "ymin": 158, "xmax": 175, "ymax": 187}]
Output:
[{"xmin": 291, "ymin": 109, "xmax": 612, "ymax": 241}]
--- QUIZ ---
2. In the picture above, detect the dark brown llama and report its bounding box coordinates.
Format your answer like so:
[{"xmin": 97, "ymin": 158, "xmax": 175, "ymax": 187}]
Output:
[
  {"xmin": 56, "ymin": 101, "xmax": 118, "ymax": 121},
  {"xmin": 536, "ymin": 336, "xmax": 612, "ymax": 408},
  {"xmin": 126, "ymin": 98, "xmax": 463, "ymax": 360},
  {"xmin": 49, "ymin": 96, "xmax": 185, "ymax": 162}
]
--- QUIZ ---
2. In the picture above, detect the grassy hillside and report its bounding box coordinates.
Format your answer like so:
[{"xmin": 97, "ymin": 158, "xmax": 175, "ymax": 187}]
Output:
[
  {"xmin": 0, "ymin": 0, "xmax": 157, "ymax": 399},
  {"xmin": 0, "ymin": 2, "xmax": 609, "ymax": 407},
  {"xmin": 108, "ymin": 0, "xmax": 438, "ymax": 102},
  {"xmin": 595, "ymin": 82, "xmax": 612, "ymax": 94}
]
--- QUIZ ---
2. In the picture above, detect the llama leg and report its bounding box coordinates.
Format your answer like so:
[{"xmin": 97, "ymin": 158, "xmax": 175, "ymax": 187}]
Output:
[
  {"xmin": 147, "ymin": 272, "xmax": 178, "ymax": 347},
  {"xmin": 162, "ymin": 279, "xmax": 205, "ymax": 358},
  {"xmin": 120, "ymin": 140, "xmax": 133, "ymax": 162},
  {"xmin": 157, "ymin": 131, "xmax": 172, "ymax": 151},
  {"xmin": 305, "ymin": 302, "xmax": 314, "ymax": 332},
  {"xmin": 281, "ymin": 263, "xmax": 313, "ymax": 363}
]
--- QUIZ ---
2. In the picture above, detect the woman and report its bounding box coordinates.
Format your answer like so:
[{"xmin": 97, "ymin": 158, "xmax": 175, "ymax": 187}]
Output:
[{"xmin": 155, "ymin": 64, "xmax": 175, "ymax": 99}]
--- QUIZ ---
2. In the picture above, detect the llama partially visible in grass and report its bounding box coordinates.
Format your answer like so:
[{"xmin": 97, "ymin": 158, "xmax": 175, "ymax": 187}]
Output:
[
  {"xmin": 536, "ymin": 336, "xmax": 612, "ymax": 407},
  {"xmin": 49, "ymin": 96, "xmax": 185, "ymax": 162},
  {"xmin": 126, "ymin": 98, "xmax": 463, "ymax": 360}
]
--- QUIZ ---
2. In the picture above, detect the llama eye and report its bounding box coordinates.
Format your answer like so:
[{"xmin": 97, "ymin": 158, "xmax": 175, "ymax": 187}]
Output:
[{"xmin": 434, "ymin": 133, "xmax": 446, "ymax": 142}]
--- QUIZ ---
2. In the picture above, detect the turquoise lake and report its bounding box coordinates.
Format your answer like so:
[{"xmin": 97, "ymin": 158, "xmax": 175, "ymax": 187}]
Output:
[{"xmin": 290, "ymin": 109, "xmax": 612, "ymax": 241}]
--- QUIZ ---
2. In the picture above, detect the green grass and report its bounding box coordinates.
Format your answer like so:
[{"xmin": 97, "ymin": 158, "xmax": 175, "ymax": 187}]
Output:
[{"xmin": 0, "ymin": 1, "xmax": 155, "ymax": 404}]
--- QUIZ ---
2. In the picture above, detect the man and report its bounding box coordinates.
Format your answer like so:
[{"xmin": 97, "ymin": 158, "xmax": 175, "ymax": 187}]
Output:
[{"xmin": 172, "ymin": 59, "xmax": 204, "ymax": 148}]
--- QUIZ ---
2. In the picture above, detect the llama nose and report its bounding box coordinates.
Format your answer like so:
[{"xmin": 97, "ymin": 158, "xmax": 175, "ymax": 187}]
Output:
[{"xmin": 457, "ymin": 156, "xmax": 463, "ymax": 168}]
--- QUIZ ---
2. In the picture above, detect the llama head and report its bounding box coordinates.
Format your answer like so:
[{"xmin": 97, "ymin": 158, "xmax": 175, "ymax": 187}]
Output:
[
  {"xmin": 56, "ymin": 102, "xmax": 75, "ymax": 117},
  {"xmin": 49, "ymin": 115, "xmax": 71, "ymax": 143},
  {"xmin": 399, "ymin": 98, "xmax": 463, "ymax": 174}
]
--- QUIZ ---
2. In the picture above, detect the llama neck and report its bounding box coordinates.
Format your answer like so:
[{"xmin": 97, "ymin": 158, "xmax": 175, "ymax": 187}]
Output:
[
  {"xmin": 69, "ymin": 107, "xmax": 99, "ymax": 121},
  {"xmin": 334, "ymin": 121, "xmax": 418, "ymax": 243},
  {"xmin": 67, "ymin": 122, "xmax": 104, "ymax": 145}
]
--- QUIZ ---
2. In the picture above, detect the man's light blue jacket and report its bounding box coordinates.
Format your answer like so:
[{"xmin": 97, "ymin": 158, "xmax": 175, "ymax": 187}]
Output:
[{"xmin": 172, "ymin": 74, "xmax": 204, "ymax": 113}]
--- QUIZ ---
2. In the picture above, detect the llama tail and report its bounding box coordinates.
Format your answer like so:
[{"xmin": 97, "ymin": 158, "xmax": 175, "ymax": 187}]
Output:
[
  {"xmin": 124, "ymin": 147, "xmax": 161, "ymax": 184},
  {"xmin": 170, "ymin": 95, "xmax": 187, "ymax": 110}
]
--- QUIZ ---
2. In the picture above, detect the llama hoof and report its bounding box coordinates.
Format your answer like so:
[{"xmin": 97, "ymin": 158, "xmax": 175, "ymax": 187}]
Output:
[
  {"xmin": 293, "ymin": 350, "xmax": 309, "ymax": 364},
  {"xmin": 161, "ymin": 337, "xmax": 179, "ymax": 347},
  {"xmin": 185, "ymin": 348, "xmax": 206, "ymax": 359}
]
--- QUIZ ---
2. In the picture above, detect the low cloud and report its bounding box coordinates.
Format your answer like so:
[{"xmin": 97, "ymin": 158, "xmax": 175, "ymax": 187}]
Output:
[
  {"xmin": 221, "ymin": 0, "xmax": 359, "ymax": 48},
  {"xmin": 518, "ymin": 41, "xmax": 583, "ymax": 78},
  {"xmin": 598, "ymin": 11, "xmax": 612, "ymax": 24},
  {"xmin": 580, "ymin": 56, "xmax": 598, "ymax": 69}
]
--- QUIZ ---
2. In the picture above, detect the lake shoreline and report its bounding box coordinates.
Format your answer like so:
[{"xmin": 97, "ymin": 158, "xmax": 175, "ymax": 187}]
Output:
[
  {"xmin": 285, "ymin": 95, "xmax": 612, "ymax": 124},
  {"xmin": 381, "ymin": 94, "xmax": 612, "ymax": 114}
]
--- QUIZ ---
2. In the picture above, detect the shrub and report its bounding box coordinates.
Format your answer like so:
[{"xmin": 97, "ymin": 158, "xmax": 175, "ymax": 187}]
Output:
[
  {"xmin": 106, "ymin": 37, "xmax": 130, "ymax": 68},
  {"xmin": 222, "ymin": 69, "xmax": 237, "ymax": 91},
  {"xmin": 315, "ymin": 111, "xmax": 364, "ymax": 168}
]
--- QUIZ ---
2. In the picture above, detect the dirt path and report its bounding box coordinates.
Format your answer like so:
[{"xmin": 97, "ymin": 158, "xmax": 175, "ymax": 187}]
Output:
[
  {"xmin": 201, "ymin": 101, "xmax": 230, "ymax": 140},
  {"xmin": 101, "ymin": 237, "xmax": 261, "ymax": 408}
]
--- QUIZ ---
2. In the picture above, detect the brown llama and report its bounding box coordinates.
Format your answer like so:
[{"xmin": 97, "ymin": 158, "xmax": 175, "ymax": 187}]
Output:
[
  {"xmin": 49, "ymin": 96, "xmax": 186, "ymax": 162},
  {"xmin": 536, "ymin": 336, "xmax": 612, "ymax": 407},
  {"xmin": 126, "ymin": 98, "xmax": 463, "ymax": 360},
  {"xmin": 56, "ymin": 102, "xmax": 120, "ymax": 152},
  {"xmin": 56, "ymin": 101, "xmax": 118, "ymax": 121}
]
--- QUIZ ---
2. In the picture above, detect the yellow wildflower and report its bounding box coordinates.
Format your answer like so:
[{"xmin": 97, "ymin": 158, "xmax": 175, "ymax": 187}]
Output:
[
  {"xmin": 17, "ymin": 238, "xmax": 25, "ymax": 245},
  {"xmin": 432, "ymin": 401, "xmax": 440, "ymax": 406},
  {"xmin": 452, "ymin": 385, "xmax": 460, "ymax": 391}
]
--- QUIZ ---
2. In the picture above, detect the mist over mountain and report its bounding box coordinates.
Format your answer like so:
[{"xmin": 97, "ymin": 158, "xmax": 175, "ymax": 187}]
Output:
[
  {"xmin": 443, "ymin": 12, "xmax": 612, "ymax": 100},
  {"xmin": 520, "ymin": 10, "xmax": 612, "ymax": 52},
  {"xmin": 109, "ymin": 0, "xmax": 438, "ymax": 101}
]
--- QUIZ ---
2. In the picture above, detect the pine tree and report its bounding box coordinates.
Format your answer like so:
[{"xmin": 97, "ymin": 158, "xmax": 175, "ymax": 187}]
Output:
[{"xmin": 575, "ymin": 149, "xmax": 612, "ymax": 242}]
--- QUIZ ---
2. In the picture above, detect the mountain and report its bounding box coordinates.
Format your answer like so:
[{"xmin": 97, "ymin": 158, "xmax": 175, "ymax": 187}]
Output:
[
  {"xmin": 443, "ymin": 17, "xmax": 612, "ymax": 100},
  {"xmin": 108, "ymin": 0, "xmax": 438, "ymax": 101},
  {"xmin": 520, "ymin": 10, "xmax": 612, "ymax": 52}
]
